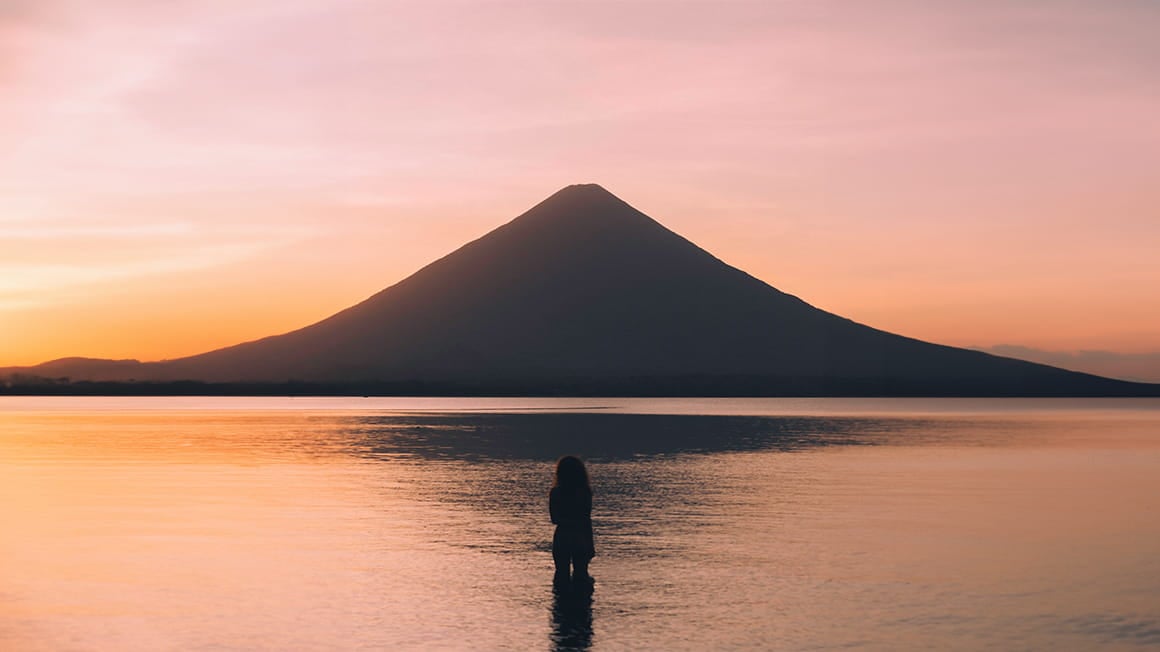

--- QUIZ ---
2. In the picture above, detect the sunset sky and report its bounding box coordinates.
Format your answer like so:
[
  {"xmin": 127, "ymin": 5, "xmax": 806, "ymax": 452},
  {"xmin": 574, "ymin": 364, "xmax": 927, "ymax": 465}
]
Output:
[{"xmin": 2, "ymin": 0, "xmax": 1158, "ymax": 374}]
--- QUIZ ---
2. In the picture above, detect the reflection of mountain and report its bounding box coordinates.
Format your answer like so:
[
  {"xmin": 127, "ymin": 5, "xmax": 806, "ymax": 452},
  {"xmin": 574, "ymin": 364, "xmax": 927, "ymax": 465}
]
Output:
[
  {"xmin": 7, "ymin": 184, "xmax": 1159, "ymax": 395},
  {"xmin": 342, "ymin": 412, "xmax": 930, "ymax": 461}
]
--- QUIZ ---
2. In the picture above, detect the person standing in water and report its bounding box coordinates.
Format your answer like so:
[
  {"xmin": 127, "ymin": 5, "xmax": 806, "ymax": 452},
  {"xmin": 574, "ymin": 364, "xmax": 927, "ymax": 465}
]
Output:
[{"xmin": 550, "ymin": 456, "xmax": 595, "ymax": 590}]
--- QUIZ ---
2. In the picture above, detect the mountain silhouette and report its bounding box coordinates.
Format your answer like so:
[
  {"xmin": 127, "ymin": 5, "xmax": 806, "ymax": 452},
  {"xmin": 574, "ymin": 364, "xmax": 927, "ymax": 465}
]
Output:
[{"xmin": 5, "ymin": 184, "xmax": 1156, "ymax": 395}]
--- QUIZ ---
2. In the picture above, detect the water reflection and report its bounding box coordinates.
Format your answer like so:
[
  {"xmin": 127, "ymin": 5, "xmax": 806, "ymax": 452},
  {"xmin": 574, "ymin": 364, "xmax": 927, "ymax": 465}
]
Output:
[
  {"xmin": 341, "ymin": 412, "xmax": 923, "ymax": 462},
  {"xmin": 336, "ymin": 413, "xmax": 993, "ymax": 569},
  {"xmin": 3, "ymin": 401, "xmax": 1159, "ymax": 650},
  {"xmin": 551, "ymin": 583, "xmax": 594, "ymax": 651}
]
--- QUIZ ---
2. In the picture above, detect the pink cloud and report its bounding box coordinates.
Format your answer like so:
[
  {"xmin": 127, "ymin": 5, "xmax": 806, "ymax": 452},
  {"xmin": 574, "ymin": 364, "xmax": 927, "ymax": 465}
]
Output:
[{"xmin": 2, "ymin": 0, "xmax": 1158, "ymax": 364}]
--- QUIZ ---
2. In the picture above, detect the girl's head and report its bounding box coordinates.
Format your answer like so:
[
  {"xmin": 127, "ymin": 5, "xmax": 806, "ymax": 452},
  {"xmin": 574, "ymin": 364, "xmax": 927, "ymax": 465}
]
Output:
[{"xmin": 555, "ymin": 455, "xmax": 590, "ymax": 489}]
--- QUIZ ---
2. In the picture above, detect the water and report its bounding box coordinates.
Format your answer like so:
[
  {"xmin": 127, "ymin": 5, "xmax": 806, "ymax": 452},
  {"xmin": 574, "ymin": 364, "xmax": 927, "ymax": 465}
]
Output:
[{"xmin": 2, "ymin": 397, "xmax": 1159, "ymax": 651}]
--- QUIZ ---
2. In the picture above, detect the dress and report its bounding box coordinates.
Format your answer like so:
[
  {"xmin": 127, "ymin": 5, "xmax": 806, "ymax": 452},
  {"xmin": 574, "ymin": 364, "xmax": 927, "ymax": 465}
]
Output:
[{"xmin": 550, "ymin": 485, "xmax": 595, "ymax": 565}]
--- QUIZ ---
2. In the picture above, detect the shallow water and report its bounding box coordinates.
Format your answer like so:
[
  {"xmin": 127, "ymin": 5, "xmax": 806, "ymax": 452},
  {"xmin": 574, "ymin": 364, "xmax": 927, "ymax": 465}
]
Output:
[{"xmin": 2, "ymin": 397, "xmax": 1159, "ymax": 650}]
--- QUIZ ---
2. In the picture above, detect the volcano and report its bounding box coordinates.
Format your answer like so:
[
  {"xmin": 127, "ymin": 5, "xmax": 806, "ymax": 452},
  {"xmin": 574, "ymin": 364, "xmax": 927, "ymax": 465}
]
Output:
[{"xmin": 9, "ymin": 184, "xmax": 1156, "ymax": 395}]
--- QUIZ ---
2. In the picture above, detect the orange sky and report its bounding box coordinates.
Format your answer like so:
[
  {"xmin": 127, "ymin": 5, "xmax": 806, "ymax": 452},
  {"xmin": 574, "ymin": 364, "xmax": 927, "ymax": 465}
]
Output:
[{"xmin": 2, "ymin": 0, "xmax": 1158, "ymax": 367}]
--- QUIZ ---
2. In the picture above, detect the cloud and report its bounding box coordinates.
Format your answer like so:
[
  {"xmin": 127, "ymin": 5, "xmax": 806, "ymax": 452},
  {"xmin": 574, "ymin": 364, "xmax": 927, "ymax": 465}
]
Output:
[
  {"xmin": 0, "ymin": 214, "xmax": 319, "ymax": 312},
  {"xmin": 0, "ymin": 241, "xmax": 268, "ymax": 296},
  {"xmin": 978, "ymin": 345, "xmax": 1160, "ymax": 384},
  {"xmin": 0, "ymin": 221, "xmax": 195, "ymax": 238},
  {"xmin": 8, "ymin": 0, "xmax": 1160, "ymax": 199},
  {"xmin": 1, "ymin": 0, "xmax": 1158, "ymax": 361}
]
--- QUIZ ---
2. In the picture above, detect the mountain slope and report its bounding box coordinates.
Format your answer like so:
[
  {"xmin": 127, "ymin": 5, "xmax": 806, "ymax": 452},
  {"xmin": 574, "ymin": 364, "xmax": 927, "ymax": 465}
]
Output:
[
  {"xmin": 9, "ymin": 184, "xmax": 1155, "ymax": 395},
  {"xmin": 142, "ymin": 184, "xmax": 1141, "ymax": 394}
]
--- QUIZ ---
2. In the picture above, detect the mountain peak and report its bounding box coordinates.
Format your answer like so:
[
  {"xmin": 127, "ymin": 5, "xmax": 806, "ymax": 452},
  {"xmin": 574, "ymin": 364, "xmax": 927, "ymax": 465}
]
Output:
[
  {"xmin": 516, "ymin": 183, "xmax": 655, "ymax": 235},
  {"xmin": 556, "ymin": 182, "xmax": 615, "ymax": 196},
  {"xmin": 538, "ymin": 182, "xmax": 627, "ymax": 208}
]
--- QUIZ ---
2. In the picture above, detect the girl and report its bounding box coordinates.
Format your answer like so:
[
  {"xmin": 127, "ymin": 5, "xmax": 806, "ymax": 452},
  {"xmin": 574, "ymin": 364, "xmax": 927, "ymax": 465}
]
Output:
[{"xmin": 550, "ymin": 456, "xmax": 595, "ymax": 589}]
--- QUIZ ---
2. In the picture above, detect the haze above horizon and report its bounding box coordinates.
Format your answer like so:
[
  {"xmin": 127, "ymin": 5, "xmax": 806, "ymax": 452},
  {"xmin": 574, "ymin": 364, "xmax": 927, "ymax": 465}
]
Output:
[{"xmin": 2, "ymin": 1, "xmax": 1158, "ymax": 378}]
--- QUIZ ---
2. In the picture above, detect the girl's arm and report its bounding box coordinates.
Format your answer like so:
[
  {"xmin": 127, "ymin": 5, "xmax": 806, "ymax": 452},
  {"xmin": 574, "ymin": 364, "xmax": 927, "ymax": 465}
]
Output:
[{"xmin": 549, "ymin": 488, "xmax": 560, "ymax": 524}]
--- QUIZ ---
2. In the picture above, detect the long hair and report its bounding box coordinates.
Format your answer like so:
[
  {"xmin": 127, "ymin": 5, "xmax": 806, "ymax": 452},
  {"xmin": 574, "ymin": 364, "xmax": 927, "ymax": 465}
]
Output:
[{"xmin": 554, "ymin": 455, "xmax": 590, "ymax": 491}]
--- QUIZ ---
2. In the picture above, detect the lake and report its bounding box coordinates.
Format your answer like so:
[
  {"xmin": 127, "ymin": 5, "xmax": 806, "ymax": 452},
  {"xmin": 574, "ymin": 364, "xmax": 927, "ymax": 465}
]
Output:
[{"xmin": 2, "ymin": 397, "xmax": 1159, "ymax": 650}]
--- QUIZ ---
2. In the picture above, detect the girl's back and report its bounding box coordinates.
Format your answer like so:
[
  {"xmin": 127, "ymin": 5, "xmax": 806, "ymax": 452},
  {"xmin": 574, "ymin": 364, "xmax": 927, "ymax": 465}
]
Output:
[{"xmin": 550, "ymin": 456, "xmax": 595, "ymax": 588}]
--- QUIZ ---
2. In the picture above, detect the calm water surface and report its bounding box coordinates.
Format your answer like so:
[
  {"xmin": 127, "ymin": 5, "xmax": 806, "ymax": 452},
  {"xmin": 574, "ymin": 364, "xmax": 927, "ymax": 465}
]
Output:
[{"xmin": 2, "ymin": 397, "xmax": 1159, "ymax": 650}]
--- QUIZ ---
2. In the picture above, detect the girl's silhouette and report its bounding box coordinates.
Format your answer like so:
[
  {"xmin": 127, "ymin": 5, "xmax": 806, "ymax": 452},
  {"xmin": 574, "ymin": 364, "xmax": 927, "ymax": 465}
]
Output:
[{"xmin": 550, "ymin": 456, "xmax": 595, "ymax": 590}]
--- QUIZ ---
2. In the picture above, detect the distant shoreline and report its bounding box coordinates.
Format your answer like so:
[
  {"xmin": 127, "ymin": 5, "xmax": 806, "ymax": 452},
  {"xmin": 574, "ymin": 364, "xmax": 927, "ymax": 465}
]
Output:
[{"xmin": 4, "ymin": 377, "xmax": 1158, "ymax": 398}]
